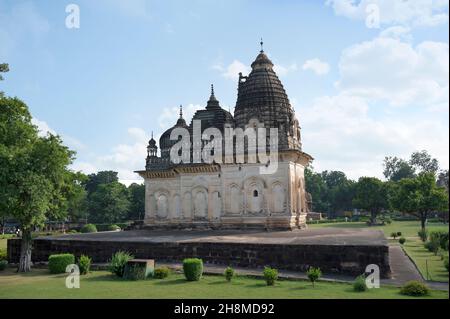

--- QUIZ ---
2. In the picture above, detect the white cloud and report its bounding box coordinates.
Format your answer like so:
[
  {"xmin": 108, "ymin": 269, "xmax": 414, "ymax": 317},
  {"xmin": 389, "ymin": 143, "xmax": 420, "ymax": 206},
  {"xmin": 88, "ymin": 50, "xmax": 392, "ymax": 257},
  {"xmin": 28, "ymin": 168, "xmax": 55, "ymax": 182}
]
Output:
[
  {"xmin": 273, "ymin": 63, "xmax": 298, "ymax": 76},
  {"xmin": 336, "ymin": 37, "xmax": 449, "ymax": 108},
  {"xmin": 379, "ymin": 26, "xmax": 413, "ymax": 42},
  {"xmin": 158, "ymin": 103, "xmax": 202, "ymax": 130},
  {"xmin": 213, "ymin": 60, "xmax": 250, "ymax": 80},
  {"xmin": 326, "ymin": 0, "xmax": 449, "ymax": 27},
  {"xmin": 302, "ymin": 59, "xmax": 330, "ymax": 75},
  {"xmin": 299, "ymin": 94, "xmax": 449, "ymax": 179}
]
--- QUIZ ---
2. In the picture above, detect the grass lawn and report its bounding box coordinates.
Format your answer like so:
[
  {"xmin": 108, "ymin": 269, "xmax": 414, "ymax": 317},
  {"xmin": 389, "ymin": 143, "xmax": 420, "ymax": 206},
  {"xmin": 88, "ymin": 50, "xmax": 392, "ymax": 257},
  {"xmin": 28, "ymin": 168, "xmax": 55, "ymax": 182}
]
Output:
[
  {"xmin": 309, "ymin": 220, "xmax": 449, "ymax": 283},
  {"xmin": 0, "ymin": 268, "xmax": 447, "ymax": 299}
]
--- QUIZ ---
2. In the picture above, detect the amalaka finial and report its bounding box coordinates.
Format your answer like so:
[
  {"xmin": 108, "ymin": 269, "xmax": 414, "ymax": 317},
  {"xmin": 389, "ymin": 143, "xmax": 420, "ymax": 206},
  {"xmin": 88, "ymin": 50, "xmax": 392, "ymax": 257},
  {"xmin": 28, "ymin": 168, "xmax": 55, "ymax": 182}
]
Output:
[{"xmin": 260, "ymin": 38, "xmax": 264, "ymax": 53}]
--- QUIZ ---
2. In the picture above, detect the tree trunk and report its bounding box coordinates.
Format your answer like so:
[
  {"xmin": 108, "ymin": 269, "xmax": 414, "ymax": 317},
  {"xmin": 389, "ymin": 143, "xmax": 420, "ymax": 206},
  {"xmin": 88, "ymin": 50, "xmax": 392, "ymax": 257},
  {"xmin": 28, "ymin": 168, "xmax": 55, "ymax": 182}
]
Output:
[
  {"xmin": 17, "ymin": 228, "xmax": 32, "ymax": 272},
  {"xmin": 370, "ymin": 211, "xmax": 377, "ymax": 225},
  {"xmin": 420, "ymin": 212, "xmax": 427, "ymax": 232}
]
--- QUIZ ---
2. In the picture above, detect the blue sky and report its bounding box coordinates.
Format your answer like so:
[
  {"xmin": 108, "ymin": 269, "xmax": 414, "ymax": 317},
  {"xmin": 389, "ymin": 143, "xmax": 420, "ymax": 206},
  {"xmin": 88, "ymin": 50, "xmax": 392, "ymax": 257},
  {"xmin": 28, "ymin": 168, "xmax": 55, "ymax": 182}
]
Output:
[{"xmin": 1, "ymin": 0, "xmax": 448, "ymax": 184}]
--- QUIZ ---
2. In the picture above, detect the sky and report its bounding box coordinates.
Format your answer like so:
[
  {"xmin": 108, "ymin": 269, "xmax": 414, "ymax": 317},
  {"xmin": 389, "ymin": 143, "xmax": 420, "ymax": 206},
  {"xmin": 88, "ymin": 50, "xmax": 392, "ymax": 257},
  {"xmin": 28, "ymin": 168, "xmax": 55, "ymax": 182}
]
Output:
[{"xmin": 1, "ymin": 0, "xmax": 448, "ymax": 185}]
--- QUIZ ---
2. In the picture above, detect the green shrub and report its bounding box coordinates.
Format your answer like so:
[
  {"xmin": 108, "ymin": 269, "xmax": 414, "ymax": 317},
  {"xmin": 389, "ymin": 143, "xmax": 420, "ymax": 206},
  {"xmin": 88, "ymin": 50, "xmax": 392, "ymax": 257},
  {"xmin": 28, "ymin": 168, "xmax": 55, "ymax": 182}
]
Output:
[
  {"xmin": 397, "ymin": 232, "xmax": 402, "ymax": 237},
  {"xmin": 183, "ymin": 258, "xmax": 203, "ymax": 281},
  {"xmin": 306, "ymin": 267, "xmax": 322, "ymax": 287},
  {"xmin": 48, "ymin": 253, "xmax": 75, "ymax": 274},
  {"xmin": 78, "ymin": 255, "xmax": 92, "ymax": 275},
  {"xmin": 123, "ymin": 263, "xmax": 147, "ymax": 280},
  {"xmin": 390, "ymin": 232, "xmax": 398, "ymax": 239},
  {"xmin": 80, "ymin": 224, "xmax": 97, "ymax": 233},
  {"xmin": 263, "ymin": 267, "xmax": 278, "ymax": 286},
  {"xmin": 0, "ymin": 248, "xmax": 6, "ymax": 261},
  {"xmin": 224, "ymin": 266, "xmax": 235, "ymax": 282},
  {"xmin": 399, "ymin": 237, "xmax": 406, "ymax": 245},
  {"xmin": 444, "ymin": 256, "xmax": 449, "ymax": 272},
  {"xmin": 430, "ymin": 231, "xmax": 449, "ymax": 251},
  {"xmin": 107, "ymin": 224, "xmax": 121, "ymax": 231},
  {"xmin": 418, "ymin": 229, "xmax": 428, "ymax": 242},
  {"xmin": 0, "ymin": 260, "xmax": 8, "ymax": 271},
  {"xmin": 400, "ymin": 281, "xmax": 430, "ymax": 297},
  {"xmin": 153, "ymin": 266, "xmax": 170, "ymax": 279},
  {"xmin": 353, "ymin": 275, "xmax": 367, "ymax": 292},
  {"xmin": 424, "ymin": 238, "xmax": 440, "ymax": 255},
  {"xmin": 108, "ymin": 251, "xmax": 134, "ymax": 277}
]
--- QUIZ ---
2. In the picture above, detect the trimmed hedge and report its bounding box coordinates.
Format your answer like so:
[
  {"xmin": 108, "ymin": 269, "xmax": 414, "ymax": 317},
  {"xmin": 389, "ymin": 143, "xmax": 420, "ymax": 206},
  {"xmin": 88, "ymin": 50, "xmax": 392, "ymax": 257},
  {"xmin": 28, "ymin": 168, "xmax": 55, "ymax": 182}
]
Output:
[
  {"xmin": 48, "ymin": 253, "xmax": 75, "ymax": 274},
  {"xmin": 183, "ymin": 258, "xmax": 203, "ymax": 281},
  {"xmin": 400, "ymin": 281, "xmax": 429, "ymax": 297},
  {"xmin": 224, "ymin": 266, "xmax": 235, "ymax": 282},
  {"xmin": 399, "ymin": 237, "xmax": 406, "ymax": 245},
  {"xmin": 94, "ymin": 223, "xmax": 129, "ymax": 232},
  {"xmin": 80, "ymin": 224, "xmax": 97, "ymax": 233}
]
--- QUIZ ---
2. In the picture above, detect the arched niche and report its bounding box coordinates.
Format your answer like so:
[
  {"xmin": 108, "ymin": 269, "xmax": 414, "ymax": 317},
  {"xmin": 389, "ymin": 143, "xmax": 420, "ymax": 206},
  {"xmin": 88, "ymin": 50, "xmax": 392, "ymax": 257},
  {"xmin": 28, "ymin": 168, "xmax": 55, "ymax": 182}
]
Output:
[
  {"xmin": 192, "ymin": 186, "xmax": 208, "ymax": 219},
  {"xmin": 243, "ymin": 177, "xmax": 265, "ymax": 214},
  {"xmin": 182, "ymin": 192, "xmax": 192, "ymax": 219},
  {"xmin": 272, "ymin": 182, "xmax": 286, "ymax": 213}
]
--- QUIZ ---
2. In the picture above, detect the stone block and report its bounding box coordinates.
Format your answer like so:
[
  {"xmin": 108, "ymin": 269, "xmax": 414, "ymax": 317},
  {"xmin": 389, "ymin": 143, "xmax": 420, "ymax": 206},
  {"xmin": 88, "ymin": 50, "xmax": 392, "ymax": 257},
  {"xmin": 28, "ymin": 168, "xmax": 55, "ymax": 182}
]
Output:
[{"xmin": 123, "ymin": 259, "xmax": 155, "ymax": 280}]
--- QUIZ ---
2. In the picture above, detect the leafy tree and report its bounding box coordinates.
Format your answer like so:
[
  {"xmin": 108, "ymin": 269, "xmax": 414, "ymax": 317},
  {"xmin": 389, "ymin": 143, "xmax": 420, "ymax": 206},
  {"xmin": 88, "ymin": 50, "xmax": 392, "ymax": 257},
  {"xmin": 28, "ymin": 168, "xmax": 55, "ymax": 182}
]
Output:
[
  {"xmin": 88, "ymin": 182, "xmax": 130, "ymax": 223},
  {"xmin": 409, "ymin": 150, "xmax": 439, "ymax": 175},
  {"xmin": 127, "ymin": 183, "xmax": 145, "ymax": 220},
  {"xmin": 437, "ymin": 170, "xmax": 449, "ymax": 193},
  {"xmin": 390, "ymin": 173, "xmax": 448, "ymax": 232},
  {"xmin": 66, "ymin": 172, "xmax": 88, "ymax": 222},
  {"xmin": 0, "ymin": 96, "xmax": 75, "ymax": 272},
  {"xmin": 0, "ymin": 63, "xmax": 8, "ymax": 81},
  {"xmin": 353, "ymin": 177, "xmax": 389, "ymax": 225},
  {"xmin": 84, "ymin": 171, "xmax": 119, "ymax": 195},
  {"xmin": 383, "ymin": 156, "xmax": 415, "ymax": 182},
  {"xmin": 304, "ymin": 168, "xmax": 329, "ymax": 213}
]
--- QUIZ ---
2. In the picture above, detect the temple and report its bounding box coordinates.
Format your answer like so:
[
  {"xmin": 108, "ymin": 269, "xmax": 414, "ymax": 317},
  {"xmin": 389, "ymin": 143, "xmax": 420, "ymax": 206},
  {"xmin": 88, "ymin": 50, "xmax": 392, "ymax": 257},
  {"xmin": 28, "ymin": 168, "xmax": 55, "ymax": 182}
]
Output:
[{"xmin": 136, "ymin": 45, "xmax": 313, "ymax": 230}]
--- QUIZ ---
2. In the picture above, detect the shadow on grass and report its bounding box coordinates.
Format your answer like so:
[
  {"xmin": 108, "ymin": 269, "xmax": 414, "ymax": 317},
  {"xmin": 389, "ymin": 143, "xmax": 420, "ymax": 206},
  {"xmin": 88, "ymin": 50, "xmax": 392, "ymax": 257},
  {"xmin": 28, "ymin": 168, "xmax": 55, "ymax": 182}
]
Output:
[
  {"xmin": 83, "ymin": 273, "xmax": 120, "ymax": 282},
  {"xmin": 152, "ymin": 278, "xmax": 188, "ymax": 286}
]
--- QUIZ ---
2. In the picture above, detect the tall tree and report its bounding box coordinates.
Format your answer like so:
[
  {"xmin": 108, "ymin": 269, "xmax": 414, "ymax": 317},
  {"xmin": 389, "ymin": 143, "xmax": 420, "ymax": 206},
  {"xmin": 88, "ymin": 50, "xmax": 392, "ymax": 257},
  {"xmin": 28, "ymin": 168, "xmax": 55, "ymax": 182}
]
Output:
[
  {"xmin": 0, "ymin": 96, "xmax": 75, "ymax": 272},
  {"xmin": 66, "ymin": 172, "xmax": 88, "ymax": 222},
  {"xmin": 390, "ymin": 172, "xmax": 448, "ymax": 232},
  {"xmin": 437, "ymin": 170, "xmax": 449, "ymax": 193},
  {"xmin": 88, "ymin": 182, "xmax": 130, "ymax": 223},
  {"xmin": 304, "ymin": 168, "xmax": 329, "ymax": 213},
  {"xmin": 127, "ymin": 183, "xmax": 145, "ymax": 221},
  {"xmin": 383, "ymin": 156, "xmax": 416, "ymax": 181},
  {"xmin": 353, "ymin": 177, "xmax": 389, "ymax": 225},
  {"xmin": 409, "ymin": 150, "xmax": 439, "ymax": 175},
  {"xmin": 0, "ymin": 63, "xmax": 9, "ymax": 97},
  {"xmin": 84, "ymin": 171, "xmax": 118, "ymax": 195}
]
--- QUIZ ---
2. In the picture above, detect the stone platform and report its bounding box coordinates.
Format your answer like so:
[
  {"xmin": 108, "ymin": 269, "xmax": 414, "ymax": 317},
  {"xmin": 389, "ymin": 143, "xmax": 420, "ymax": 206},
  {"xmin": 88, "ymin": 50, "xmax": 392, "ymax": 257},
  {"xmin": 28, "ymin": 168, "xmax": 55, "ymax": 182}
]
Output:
[{"xmin": 7, "ymin": 228, "xmax": 391, "ymax": 278}]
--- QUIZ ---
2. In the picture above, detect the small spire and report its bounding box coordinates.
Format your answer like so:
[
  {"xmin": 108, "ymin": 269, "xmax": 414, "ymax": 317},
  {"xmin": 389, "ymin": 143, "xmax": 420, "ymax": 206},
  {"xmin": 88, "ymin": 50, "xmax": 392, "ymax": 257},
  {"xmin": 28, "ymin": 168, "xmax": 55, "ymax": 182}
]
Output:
[
  {"xmin": 260, "ymin": 38, "xmax": 264, "ymax": 53},
  {"xmin": 211, "ymin": 84, "xmax": 215, "ymax": 97},
  {"xmin": 151, "ymin": 131, "xmax": 153, "ymax": 139},
  {"xmin": 179, "ymin": 104, "xmax": 183, "ymax": 118}
]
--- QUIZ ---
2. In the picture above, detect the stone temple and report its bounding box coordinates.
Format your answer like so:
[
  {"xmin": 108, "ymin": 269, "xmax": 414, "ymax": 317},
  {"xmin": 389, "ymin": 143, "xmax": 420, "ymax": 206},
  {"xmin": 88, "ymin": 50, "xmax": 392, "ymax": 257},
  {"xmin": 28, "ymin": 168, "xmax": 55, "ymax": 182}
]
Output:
[{"xmin": 136, "ymin": 46, "xmax": 313, "ymax": 230}]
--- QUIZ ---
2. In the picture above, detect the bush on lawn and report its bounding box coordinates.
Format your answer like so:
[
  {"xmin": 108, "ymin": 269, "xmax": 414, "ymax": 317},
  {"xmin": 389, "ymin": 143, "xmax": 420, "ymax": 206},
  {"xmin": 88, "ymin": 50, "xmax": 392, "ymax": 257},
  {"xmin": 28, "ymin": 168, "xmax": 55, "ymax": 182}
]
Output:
[
  {"xmin": 444, "ymin": 256, "xmax": 449, "ymax": 272},
  {"xmin": 429, "ymin": 231, "xmax": 449, "ymax": 251},
  {"xmin": 48, "ymin": 253, "xmax": 75, "ymax": 274},
  {"xmin": 107, "ymin": 224, "xmax": 121, "ymax": 231},
  {"xmin": 399, "ymin": 237, "xmax": 406, "ymax": 245},
  {"xmin": 306, "ymin": 267, "xmax": 322, "ymax": 288},
  {"xmin": 400, "ymin": 281, "xmax": 429, "ymax": 297},
  {"xmin": 80, "ymin": 224, "xmax": 97, "ymax": 233},
  {"xmin": 424, "ymin": 238, "xmax": 440, "ymax": 255},
  {"xmin": 224, "ymin": 266, "xmax": 235, "ymax": 282},
  {"xmin": 0, "ymin": 260, "xmax": 8, "ymax": 271},
  {"xmin": 353, "ymin": 275, "xmax": 368, "ymax": 292},
  {"xmin": 108, "ymin": 251, "xmax": 134, "ymax": 277},
  {"xmin": 153, "ymin": 266, "xmax": 170, "ymax": 279},
  {"xmin": 123, "ymin": 263, "xmax": 147, "ymax": 280},
  {"xmin": 418, "ymin": 229, "xmax": 428, "ymax": 242},
  {"xmin": 397, "ymin": 232, "xmax": 402, "ymax": 237},
  {"xmin": 263, "ymin": 267, "xmax": 278, "ymax": 286},
  {"xmin": 0, "ymin": 248, "xmax": 6, "ymax": 261},
  {"xmin": 183, "ymin": 258, "xmax": 203, "ymax": 281},
  {"xmin": 78, "ymin": 255, "xmax": 92, "ymax": 275},
  {"xmin": 390, "ymin": 232, "xmax": 398, "ymax": 239}
]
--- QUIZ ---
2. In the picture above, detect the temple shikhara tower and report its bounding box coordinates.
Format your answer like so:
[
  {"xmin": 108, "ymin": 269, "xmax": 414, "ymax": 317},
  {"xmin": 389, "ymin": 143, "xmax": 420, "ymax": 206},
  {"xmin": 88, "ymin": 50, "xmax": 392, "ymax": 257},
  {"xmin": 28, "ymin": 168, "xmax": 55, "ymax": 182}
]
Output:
[{"xmin": 137, "ymin": 44, "xmax": 313, "ymax": 230}]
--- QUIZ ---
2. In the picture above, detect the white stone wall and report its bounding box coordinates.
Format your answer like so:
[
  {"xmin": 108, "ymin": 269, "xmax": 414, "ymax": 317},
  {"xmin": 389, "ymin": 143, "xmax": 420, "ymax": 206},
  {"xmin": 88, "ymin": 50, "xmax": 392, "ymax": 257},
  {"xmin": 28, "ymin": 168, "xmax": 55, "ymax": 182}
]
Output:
[{"xmin": 143, "ymin": 159, "xmax": 308, "ymax": 229}]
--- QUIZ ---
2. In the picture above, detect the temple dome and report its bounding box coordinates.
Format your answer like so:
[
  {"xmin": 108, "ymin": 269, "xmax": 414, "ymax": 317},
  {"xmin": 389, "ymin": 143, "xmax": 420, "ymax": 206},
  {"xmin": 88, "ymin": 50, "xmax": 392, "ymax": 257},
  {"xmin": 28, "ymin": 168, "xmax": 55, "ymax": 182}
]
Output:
[
  {"xmin": 159, "ymin": 105, "xmax": 189, "ymax": 159},
  {"xmin": 234, "ymin": 48, "xmax": 301, "ymax": 150}
]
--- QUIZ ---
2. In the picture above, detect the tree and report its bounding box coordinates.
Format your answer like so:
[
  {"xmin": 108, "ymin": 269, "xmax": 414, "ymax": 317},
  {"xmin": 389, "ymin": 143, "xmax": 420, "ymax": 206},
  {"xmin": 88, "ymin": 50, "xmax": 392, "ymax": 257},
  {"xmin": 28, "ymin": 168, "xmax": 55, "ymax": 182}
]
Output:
[
  {"xmin": 0, "ymin": 63, "xmax": 8, "ymax": 81},
  {"xmin": 437, "ymin": 170, "xmax": 449, "ymax": 193},
  {"xmin": 84, "ymin": 171, "xmax": 119, "ymax": 195},
  {"xmin": 88, "ymin": 182, "xmax": 130, "ymax": 223},
  {"xmin": 0, "ymin": 96, "xmax": 75, "ymax": 272},
  {"xmin": 383, "ymin": 156, "xmax": 415, "ymax": 182},
  {"xmin": 127, "ymin": 183, "xmax": 145, "ymax": 221},
  {"xmin": 409, "ymin": 150, "xmax": 439, "ymax": 175},
  {"xmin": 390, "ymin": 172, "xmax": 448, "ymax": 232},
  {"xmin": 66, "ymin": 172, "xmax": 88, "ymax": 222},
  {"xmin": 304, "ymin": 168, "xmax": 329, "ymax": 213},
  {"xmin": 353, "ymin": 177, "xmax": 389, "ymax": 225}
]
